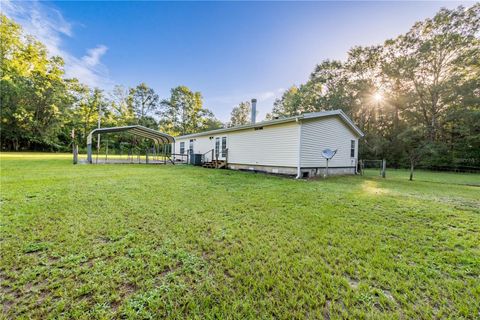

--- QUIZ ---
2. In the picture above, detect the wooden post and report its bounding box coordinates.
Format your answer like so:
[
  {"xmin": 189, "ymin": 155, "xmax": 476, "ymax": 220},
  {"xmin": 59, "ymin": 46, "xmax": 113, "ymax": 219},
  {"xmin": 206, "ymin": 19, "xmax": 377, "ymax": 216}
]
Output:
[
  {"xmin": 71, "ymin": 129, "xmax": 77, "ymax": 165},
  {"xmin": 73, "ymin": 144, "xmax": 78, "ymax": 164},
  {"xmin": 105, "ymin": 138, "xmax": 109, "ymax": 163},
  {"xmin": 382, "ymin": 159, "xmax": 386, "ymax": 178},
  {"xmin": 225, "ymin": 148, "xmax": 228, "ymax": 168},
  {"xmin": 95, "ymin": 134, "xmax": 99, "ymax": 164},
  {"xmin": 409, "ymin": 161, "xmax": 414, "ymax": 181}
]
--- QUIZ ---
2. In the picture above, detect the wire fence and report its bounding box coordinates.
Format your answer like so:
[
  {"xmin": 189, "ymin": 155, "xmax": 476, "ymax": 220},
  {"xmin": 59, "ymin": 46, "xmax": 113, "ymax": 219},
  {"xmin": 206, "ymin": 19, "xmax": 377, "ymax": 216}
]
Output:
[{"xmin": 359, "ymin": 159, "xmax": 386, "ymax": 177}]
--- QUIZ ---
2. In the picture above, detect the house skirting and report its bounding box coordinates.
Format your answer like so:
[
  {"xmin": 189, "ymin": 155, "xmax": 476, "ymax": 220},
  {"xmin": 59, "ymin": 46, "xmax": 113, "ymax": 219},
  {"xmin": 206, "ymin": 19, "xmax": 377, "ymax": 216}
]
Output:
[
  {"xmin": 228, "ymin": 163, "xmax": 297, "ymax": 176},
  {"xmin": 300, "ymin": 167, "xmax": 356, "ymax": 177},
  {"xmin": 227, "ymin": 163, "xmax": 356, "ymax": 177}
]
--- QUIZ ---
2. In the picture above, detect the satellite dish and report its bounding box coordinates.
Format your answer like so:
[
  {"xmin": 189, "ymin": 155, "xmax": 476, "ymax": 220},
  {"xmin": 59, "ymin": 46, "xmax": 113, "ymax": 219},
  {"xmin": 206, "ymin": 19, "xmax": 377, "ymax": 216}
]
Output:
[
  {"xmin": 322, "ymin": 149, "xmax": 337, "ymax": 160},
  {"xmin": 321, "ymin": 148, "xmax": 337, "ymax": 178}
]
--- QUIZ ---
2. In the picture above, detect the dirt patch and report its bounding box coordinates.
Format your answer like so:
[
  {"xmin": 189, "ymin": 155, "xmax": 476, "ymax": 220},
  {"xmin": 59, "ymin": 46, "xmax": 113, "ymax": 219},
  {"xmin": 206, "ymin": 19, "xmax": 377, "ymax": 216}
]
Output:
[
  {"xmin": 382, "ymin": 289, "xmax": 395, "ymax": 302},
  {"xmin": 223, "ymin": 268, "xmax": 234, "ymax": 280},
  {"xmin": 2, "ymin": 298, "xmax": 15, "ymax": 315},
  {"xmin": 120, "ymin": 282, "xmax": 137, "ymax": 298},
  {"xmin": 346, "ymin": 277, "xmax": 359, "ymax": 289},
  {"xmin": 110, "ymin": 299, "xmax": 122, "ymax": 312},
  {"xmin": 159, "ymin": 266, "xmax": 173, "ymax": 277},
  {"xmin": 323, "ymin": 299, "xmax": 331, "ymax": 320}
]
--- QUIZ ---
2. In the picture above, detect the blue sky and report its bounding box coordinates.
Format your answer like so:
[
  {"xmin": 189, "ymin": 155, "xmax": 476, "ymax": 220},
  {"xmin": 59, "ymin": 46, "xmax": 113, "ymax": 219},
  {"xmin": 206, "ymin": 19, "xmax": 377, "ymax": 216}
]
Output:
[{"xmin": 3, "ymin": 1, "xmax": 474, "ymax": 121}]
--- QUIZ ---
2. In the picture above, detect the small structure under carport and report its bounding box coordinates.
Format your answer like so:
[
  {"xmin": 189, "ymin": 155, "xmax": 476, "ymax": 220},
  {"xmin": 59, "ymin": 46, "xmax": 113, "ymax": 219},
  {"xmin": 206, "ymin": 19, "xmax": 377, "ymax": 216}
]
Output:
[{"xmin": 86, "ymin": 125, "xmax": 176, "ymax": 164}]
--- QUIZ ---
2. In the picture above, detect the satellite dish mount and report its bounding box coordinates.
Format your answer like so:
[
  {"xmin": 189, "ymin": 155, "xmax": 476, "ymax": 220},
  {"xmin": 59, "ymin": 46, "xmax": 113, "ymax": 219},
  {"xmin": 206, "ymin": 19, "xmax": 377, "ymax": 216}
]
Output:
[{"xmin": 321, "ymin": 148, "xmax": 337, "ymax": 178}]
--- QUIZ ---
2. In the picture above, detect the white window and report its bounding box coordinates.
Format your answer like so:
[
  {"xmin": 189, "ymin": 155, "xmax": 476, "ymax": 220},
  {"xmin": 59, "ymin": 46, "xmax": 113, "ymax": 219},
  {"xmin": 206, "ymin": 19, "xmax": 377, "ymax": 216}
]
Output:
[
  {"xmin": 350, "ymin": 140, "xmax": 355, "ymax": 158},
  {"xmin": 180, "ymin": 142, "xmax": 185, "ymax": 154},
  {"xmin": 215, "ymin": 137, "xmax": 220, "ymax": 157},
  {"xmin": 221, "ymin": 137, "xmax": 227, "ymax": 157}
]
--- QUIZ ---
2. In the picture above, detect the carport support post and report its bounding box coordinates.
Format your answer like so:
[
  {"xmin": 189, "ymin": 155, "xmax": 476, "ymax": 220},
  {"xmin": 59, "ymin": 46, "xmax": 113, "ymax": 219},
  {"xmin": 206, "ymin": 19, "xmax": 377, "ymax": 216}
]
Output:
[
  {"xmin": 87, "ymin": 144, "xmax": 92, "ymax": 163},
  {"xmin": 163, "ymin": 144, "xmax": 166, "ymax": 164},
  {"xmin": 87, "ymin": 133, "xmax": 93, "ymax": 164}
]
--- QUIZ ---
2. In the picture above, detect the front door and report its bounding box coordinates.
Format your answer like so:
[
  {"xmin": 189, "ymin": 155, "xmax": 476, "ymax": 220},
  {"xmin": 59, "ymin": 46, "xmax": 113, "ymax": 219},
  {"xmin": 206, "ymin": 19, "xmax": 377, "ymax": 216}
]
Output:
[
  {"xmin": 214, "ymin": 137, "xmax": 227, "ymax": 161},
  {"xmin": 189, "ymin": 139, "xmax": 194, "ymax": 154},
  {"xmin": 189, "ymin": 139, "xmax": 194, "ymax": 163}
]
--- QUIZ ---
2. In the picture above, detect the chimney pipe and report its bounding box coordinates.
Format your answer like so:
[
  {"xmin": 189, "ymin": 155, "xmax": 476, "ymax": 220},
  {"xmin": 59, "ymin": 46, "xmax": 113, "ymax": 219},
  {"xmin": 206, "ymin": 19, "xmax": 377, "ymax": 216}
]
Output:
[{"xmin": 251, "ymin": 98, "xmax": 257, "ymax": 124}]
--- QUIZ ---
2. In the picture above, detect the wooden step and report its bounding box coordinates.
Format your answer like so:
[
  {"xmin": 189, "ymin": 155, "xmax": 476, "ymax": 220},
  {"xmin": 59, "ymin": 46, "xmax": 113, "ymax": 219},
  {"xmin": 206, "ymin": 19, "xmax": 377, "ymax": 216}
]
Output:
[{"xmin": 202, "ymin": 161, "xmax": 226, "ymax": 169}]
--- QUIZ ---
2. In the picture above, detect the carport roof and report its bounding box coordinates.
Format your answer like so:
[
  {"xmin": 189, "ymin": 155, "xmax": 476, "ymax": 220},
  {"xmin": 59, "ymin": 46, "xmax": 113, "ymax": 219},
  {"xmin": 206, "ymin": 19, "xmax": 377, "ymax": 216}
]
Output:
[{"xmin": 87, "ymin": 125, "xmax": 175, "ymax": 144}]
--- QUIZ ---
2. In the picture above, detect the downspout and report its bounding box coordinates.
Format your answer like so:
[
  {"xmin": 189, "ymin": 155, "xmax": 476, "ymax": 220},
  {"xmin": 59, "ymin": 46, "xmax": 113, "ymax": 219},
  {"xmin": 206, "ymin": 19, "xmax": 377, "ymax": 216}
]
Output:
[{"xmin": 295, "ymin": 117, "xmax": 302, "ymax": 179}]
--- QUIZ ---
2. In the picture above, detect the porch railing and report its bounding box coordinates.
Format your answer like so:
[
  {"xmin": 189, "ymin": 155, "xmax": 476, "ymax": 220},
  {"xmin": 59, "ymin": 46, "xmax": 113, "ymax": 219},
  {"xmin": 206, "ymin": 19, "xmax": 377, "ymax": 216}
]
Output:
[
  {"xmin": 169, "ymin": 153, "xmax": 189, "ymax": 165},
  {"xmin": 200, "ymin": 148, "xmax": 228, "ymax": 168},
  {"xmin": 201, "ymin": 149, "xmax": 214, "ymax": 164}
]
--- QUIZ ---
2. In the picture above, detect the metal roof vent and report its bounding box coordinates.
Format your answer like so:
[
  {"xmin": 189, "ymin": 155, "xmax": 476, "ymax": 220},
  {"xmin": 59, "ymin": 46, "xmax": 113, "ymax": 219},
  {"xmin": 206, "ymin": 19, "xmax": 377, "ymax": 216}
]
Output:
[{"xmin": 251, "ymin": 98, "xmax": 257, "ymax": 124}]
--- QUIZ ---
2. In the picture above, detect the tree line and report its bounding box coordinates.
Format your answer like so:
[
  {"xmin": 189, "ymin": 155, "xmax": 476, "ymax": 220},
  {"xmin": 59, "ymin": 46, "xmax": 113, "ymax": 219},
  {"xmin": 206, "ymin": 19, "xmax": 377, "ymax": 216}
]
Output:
[{"xmin": 0, "ymin": 14, "xmax": 223, "ymax": 152}]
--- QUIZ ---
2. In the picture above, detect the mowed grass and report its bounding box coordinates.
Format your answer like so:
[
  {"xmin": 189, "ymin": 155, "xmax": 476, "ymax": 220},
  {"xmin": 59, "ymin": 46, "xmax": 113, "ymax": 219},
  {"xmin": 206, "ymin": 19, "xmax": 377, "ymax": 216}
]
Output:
[{"xmin": 1, "ymin": 153, "xmax": 479, "ymax": 319}]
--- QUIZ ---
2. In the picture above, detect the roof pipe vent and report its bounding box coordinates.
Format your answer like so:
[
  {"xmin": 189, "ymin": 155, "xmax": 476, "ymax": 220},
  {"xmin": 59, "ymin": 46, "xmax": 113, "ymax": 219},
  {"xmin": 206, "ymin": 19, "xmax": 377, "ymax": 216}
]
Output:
[{"xmin": 251, "ymin": 98, "xmax": 257, "ymax": 124}]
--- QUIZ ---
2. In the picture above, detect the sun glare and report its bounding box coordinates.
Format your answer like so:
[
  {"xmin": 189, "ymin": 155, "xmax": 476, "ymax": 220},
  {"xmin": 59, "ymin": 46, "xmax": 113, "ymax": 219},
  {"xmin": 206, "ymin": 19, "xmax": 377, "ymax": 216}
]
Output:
[{"xmin": 373, "ymin": 92, "xmax": 383, "ymax": 102}]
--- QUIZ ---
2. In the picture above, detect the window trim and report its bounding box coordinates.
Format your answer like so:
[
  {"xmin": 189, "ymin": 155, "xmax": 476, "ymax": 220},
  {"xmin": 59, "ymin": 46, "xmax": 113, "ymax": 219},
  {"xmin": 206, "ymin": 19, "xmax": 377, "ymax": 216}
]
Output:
[
  {"xmin": 350, "ymin": 140, "xmax": 355, "ymax": 158},
  {"xmin": 180, "ymin": 142, "xmax": 185, "ymax": 155}
]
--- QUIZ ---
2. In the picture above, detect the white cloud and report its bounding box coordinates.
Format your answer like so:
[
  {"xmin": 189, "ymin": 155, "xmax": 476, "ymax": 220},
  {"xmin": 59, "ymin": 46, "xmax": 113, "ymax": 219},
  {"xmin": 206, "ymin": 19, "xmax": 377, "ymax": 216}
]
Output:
[
  {"xmin": 2, "ymin": 0, "xmax": 112, "ymax": 88},
  {"xmin": 82, "ymin": 45, "xmax": 108, "ymax": 67}
]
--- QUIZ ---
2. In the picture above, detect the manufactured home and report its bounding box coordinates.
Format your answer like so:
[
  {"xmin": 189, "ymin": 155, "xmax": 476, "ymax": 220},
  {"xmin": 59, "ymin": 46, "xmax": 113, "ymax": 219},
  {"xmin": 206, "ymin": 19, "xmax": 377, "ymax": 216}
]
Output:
[{"xmin": 173, "ymin": 101, "xmax": 364, "ymax": 178}]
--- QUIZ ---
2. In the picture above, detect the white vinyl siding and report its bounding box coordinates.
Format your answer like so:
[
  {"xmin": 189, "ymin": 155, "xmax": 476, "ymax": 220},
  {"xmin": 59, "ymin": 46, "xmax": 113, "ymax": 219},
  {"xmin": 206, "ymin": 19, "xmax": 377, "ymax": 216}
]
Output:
[
  {"xmin": 174, "ymin": 122, "xmax": 300, "ymax": 167},
  {"xmin": 227, "ymin": 122, "xmax": 299, "ymax": 167},
  {"xmin": 300, "ymin": 116, "xmax": 359, "ymax": 168}
]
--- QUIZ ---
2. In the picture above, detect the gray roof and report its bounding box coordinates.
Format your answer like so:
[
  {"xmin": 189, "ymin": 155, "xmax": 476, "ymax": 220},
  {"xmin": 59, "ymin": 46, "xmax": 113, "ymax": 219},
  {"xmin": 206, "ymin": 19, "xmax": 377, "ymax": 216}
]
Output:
[
  {"xmin": 177, "ymin": 109, "xmax": 364, "ymax": 139},
  {"xmin": 87, "ymin": 125, "xmax": 175, "ymax": 144}
]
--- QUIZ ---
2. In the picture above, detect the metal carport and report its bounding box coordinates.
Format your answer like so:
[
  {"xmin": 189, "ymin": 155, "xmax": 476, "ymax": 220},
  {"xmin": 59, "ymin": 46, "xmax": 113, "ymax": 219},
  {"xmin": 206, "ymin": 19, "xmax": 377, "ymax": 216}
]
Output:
[{"xmin": 86, "ymin": 125, "xmax": 176, "ymax": 164}]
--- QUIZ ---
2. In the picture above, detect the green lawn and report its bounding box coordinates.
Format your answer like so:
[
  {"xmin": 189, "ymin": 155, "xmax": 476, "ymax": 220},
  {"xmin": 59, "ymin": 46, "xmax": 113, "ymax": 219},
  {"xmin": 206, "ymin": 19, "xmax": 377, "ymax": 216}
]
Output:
[{"xmin": 1, "ymin": 153, "xmax": 479, "ymax": 319}]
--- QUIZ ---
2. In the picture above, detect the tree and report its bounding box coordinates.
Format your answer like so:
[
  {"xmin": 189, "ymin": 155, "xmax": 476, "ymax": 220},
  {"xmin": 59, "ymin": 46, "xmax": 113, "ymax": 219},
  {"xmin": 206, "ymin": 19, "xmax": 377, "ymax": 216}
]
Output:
[
  {"xmin": 386, "ymin": 4, "xmax": 480, "ymax": 141},
  {"xmin": 71, "ymin": 86, "xmax": 109, "ymax": 142},
  {"xmin": 110, "ymin": 85, "xmax": 135, "ymax": 126},
  {"xmin": 199, "ymin": 109, "xmax": 224, "ymax": 132},
  {"xmin": 267, "ymin": 4, "xmax": 480, "ymax": 170},
  {"xmin": 228, "ymin": 101, "xmax": 250, "ymax": 127},
  {"xmin": 0, "ymin": 14, "xmax": 74, "ymax": 150},
  {"xmin": 398, "ymin": 127, "xmax": 435, "ymax": 180},
  {"xmin": 158, "ymin": 86, "xmax": 220, "ymax": 136},
  {"xmin": 267, "ymin": 86, "xmax": 302, "ymax": 119},
  {"xmin": 129, "ymin": 83, "xmax": 159, "ymax": 128}
]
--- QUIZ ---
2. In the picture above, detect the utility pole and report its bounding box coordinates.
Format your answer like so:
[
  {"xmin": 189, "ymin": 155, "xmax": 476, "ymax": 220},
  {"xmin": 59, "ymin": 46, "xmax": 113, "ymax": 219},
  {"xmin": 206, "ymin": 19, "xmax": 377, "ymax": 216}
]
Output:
[{"xmin": 97, "ymin": 100, "xmax": 102, "ymax": 156}]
